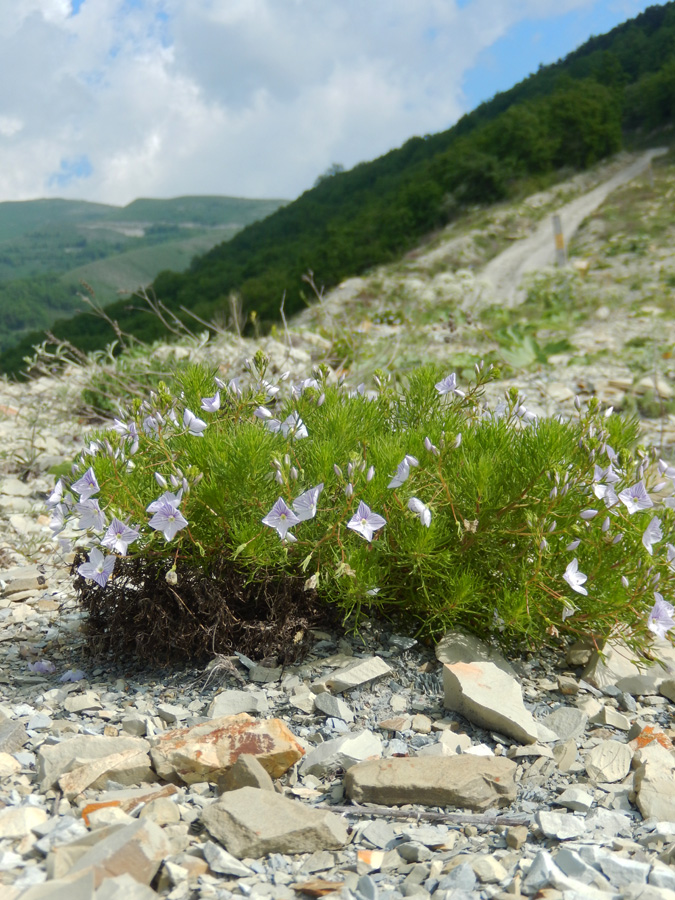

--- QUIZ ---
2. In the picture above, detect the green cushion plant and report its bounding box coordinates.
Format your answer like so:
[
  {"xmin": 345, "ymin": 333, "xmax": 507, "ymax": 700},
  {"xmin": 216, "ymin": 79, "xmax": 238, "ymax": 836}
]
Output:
[{"xmin": 50, "ymin": 352, "xmax": 675, "ymax": 664}]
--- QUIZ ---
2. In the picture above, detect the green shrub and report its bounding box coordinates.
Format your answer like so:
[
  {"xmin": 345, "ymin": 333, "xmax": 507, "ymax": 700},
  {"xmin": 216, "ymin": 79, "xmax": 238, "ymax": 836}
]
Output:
[{"xmin": 50, "ymin": 355, "xmax": 675, "ymax": 663}]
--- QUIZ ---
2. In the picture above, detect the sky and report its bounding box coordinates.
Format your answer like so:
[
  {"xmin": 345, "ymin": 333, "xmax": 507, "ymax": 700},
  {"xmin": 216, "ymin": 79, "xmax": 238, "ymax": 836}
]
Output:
[{"xmin": 0, "ymin": 0, "xmax": 664, "ymax": 207}]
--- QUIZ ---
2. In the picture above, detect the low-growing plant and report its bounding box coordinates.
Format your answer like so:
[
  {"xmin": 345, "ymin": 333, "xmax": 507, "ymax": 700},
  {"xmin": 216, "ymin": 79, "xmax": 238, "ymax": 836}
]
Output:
[{"xmin": 49, "ymin": 354, "xmax": 675, "ymax": 664}]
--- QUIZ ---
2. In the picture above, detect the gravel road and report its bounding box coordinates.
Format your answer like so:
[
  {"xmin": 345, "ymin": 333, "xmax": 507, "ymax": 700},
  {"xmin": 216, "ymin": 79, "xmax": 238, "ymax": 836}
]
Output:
[{"xmin": 482, "ymin": 147, "xmax": 667, "ymax": 306}]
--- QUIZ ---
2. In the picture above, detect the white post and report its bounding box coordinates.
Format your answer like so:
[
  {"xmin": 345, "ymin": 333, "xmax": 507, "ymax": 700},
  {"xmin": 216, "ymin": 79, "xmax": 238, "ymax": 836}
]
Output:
[{"xmin": 552, "ymin": 215, "xmax": 567, "ymax": 267}]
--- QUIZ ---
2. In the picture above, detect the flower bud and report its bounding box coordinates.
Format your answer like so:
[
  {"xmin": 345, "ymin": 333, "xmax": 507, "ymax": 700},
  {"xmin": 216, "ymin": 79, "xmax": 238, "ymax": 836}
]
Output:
[
  {"xmin": 566, "ymin": 539, "xmax": 581, "ymax": 551},
  {"xmin": 289, "ymin": 466, "xmax": 298, "ymax": 481},
  {"xmin": 275, "ymin": 470, "xmax": 284, "ymax": 485},
  {"xmin": 155, "ymin": 473, "xmax": 167, "ymax": 488},
  {"xmin": 549, "ymin": 486, "xmax": 557, "ymax": 499},
  {"xmin": 574, "ymin": 396, "xmax": 581, "ymax": 410},
  {"xmin": 580, "ymin": 509, "xmax": 598, "ymax": 520},
  {"xmin": 621, "ymin": 575, "xmax": 629, "ymax": 588},
  {"xmin": 165, "ymin": 569, "xmax": 178, "ymax": 586},
  {"xmin": 453, "ymin": 434, "xmax": 462, "ymax": 449},
  {"xmin": 539, "ymin": 539, "xmax": 548, "ymax": 551},
  {"xmin": 318, "ymin": 393, "xmax": 326, "ymax": 407},
  {"xmin": 170, "ymin": 474, "xmax": 180, "ymax": 488},
  {"xmin": 367, "ymin": 466, "xmax": 375, "ymax": 482},
  {"xmin": 182, "ymin": 477, "xmax": 189, "ymax": 494},
  {"xmin": 612, "ymin": 533, "xmax": 623, "ymax": 544},
  {"xmin": 602, "ymin": 517, "xmax": 610, "ymax": 532},
  {"xmin": 284, "ymin": 454, "xmax": 291, "ymax": 467},
  {"xmin": 347, "ymin": 462, "xmax": 354, "ymax": 477},
  {"xmin": 548, "ymin": 521, "xmax": 557, "ymax": 533},
  {"xmin": 333, "ymin": 464, "xmax": 342, "ymax": 478},
  {"xmin": 345, "ymin": 483, "xmax": 354, "ymax": 498}
]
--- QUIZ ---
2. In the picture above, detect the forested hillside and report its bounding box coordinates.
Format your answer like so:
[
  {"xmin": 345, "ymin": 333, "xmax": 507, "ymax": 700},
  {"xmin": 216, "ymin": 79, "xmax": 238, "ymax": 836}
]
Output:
[
  {"xmin": 0, "ymin": 196, "xmax": 284, "ymax": 355},
  {"xmin": 3, "ymin": 1, "xmax": 675, "ymax": 375}
]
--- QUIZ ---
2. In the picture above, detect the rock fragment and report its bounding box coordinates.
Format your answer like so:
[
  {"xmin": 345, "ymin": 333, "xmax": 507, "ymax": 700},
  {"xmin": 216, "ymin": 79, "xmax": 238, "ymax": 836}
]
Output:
[
  {"xmin": 150, "ymin": 713, "xmax": 304, "ymax": 784},
  {"xmin": 325, "ymin": 657, "xmax": 392, "ymax": 693},
  {"xmin": 301, "ymin": 730, "xmax": 382, "ymax": 776},
  {"xmin": 218, "ymin": 753, "xmax": 275, "ymax": 792},
  {"xmin": 37, "ymin": 735, "xmax": 152, "ymax": 792},
  {"xmin": 585, "ymin": 739, "xmax": 632, "ymax": 783}
]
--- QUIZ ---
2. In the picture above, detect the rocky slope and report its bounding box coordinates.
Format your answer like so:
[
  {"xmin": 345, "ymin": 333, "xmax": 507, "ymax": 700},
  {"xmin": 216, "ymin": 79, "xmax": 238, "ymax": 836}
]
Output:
[{"xmin": 3, "ymin": 150, "xmax": 675, "ymax": 899}]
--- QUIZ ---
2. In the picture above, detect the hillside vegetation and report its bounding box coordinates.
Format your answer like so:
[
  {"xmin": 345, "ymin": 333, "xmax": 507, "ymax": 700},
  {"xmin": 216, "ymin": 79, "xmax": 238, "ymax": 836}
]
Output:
[
  {"xmin": 3, "ymin": 1, "xmax": 675, "ymax": 374},
  {"xmin": 0, "ymin": 196, "xmax": 284, "ymax": 354}
]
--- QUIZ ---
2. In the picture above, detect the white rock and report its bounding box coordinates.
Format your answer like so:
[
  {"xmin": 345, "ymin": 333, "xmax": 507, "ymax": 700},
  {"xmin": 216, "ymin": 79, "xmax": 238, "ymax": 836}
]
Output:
[
  {"xmin": 435, "ymin": 630, "xmax": 516, "ymax": 676},
  {"xmin": 585, "ymin": 740, "xmax": 632, "ymax": 784},
  {"xmin": 536, "ymin": 810, "xmax": 587, "ymax": 841},
  {"xmin": 202, "ymin": 840, "xmax": 253, "ymax": 877},
  {"xmin": 313, "ymin": 692, "xmax": 354, "ymax": 723},
  {"xmin": 554, "ymin": 786, "xmax": 594, "ymax": 813},
  {"xmin": 208, "ymin": 690, "xmax": 269, "ymax": 718},
  {"xmin": 0, "ymin": 805, "xmax": 48, "ymax": 839}
]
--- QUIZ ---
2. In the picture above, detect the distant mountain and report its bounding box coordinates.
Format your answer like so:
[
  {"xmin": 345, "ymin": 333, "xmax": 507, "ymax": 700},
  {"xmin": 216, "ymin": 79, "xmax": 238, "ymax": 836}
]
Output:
[
  {"xmin": 0, "ymin": 196, "xmax": 285, "ymax": 354},
  {"xmin": 3, "ymin": 1, "xmax": 675, "ymax": 374}
]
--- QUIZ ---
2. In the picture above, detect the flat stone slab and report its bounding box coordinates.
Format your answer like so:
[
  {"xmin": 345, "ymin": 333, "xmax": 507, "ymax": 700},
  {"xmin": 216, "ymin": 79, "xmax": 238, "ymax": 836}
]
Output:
[
  {"xmin": 443, "ymin": 661, "xmax": 538, "ymax": 744},
  {"xmin": 343, "ymin": 755, "xmax": 517, "ymax": 811},
  {"xmin": 325, "ymin": 657, "xmax": 392, "ymax": 693},
  {"xmin": 435, "ymin": 630, "xmax": 516, "ymax": 676},
  {"xmin": 201, "ymin": 786, "xmax": 349, "ymax": 858}
]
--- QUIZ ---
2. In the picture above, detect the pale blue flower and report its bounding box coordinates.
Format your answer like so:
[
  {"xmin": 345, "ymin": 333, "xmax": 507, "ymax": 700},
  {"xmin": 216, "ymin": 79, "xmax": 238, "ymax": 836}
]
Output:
[
  {"xmin": 146, "ymin": 490, "xmax": 182, "ymax": 513},
  {"xmin": 593, "ymin": 483, "xmax": 619, "ymax": 508},
  {"xmin": 149, "ymin": 502, "xmax": 189, "ymax": 541},
  {"xmin": 435, "ymin": 373, "xmax": 459, "ymax": 395},
  {"xmin": 659, "ymin": 459, "xmax": 675, "ymax": 480},
  {"xmin": 642, "ymin": 516, "xmax": 663, "ymax": 555},
  {"xmin": 29, "ymin": 660, "xmax": 56, "ymax": 675},
  {"xmin": 200, "ymin": 391, "xmax": 221, "ymax": 413},
  {"xmin": 77, "ymin": 548, "xmax": 116, "ymax": 587},
  {"xmin": 60, "ymin": 669, "xmax": 86, "ymax": 683},
  {"xmin": 46, "ymin": 480, "xmax": 64, "ymax": 508},
  {"xmin": 424, "ymin": 436, "xmax": 439, "ymax": 456},
  {"xmin": 292, "ymin": 378, "xmax": 320, "ymax": 398},
  {"xmin": 281, "ymin": 412, "xmax": 308, "ymax": 439},
  {"xmin": 183, "ymin": 409, "xmax": 207, "ymax": 436},
  {"xmin": 101, "ymin": 518, "xmax": 141, "ymax": 556},
  {"xmin": 347, "ymin": 501, "xmax": 386, "ymax": 542},
  {"xmin": 262, "ymin": 498, "xmax": 300, "ymax": 540},
  {"xmin": 408, "ymin": 497, "xmax": 431, "ymax": 527},
  {"xmin": 648, "ymin": 593, "xmax": 675, "ymax": 639},
  {"xmin": 72, "ymin": 467, "xmax": 99, "ymax": 500},
  {"xmin": 563, "ymin": 558, "xmax": 587, "ymax": 596},
  {"xmin": 387, "ymin": 455, "xmax": 419, "ymax": 489},
  {"xmin": 76, "ymin": 499, "xmax": 107, "ymax": 532},
  {"xmin": 619, "ymin": 481, "xmax": 653, "ymax": 514},
  {"xmin": 292, "ymin": 484, "xmax": 323, "ymax": 522}
]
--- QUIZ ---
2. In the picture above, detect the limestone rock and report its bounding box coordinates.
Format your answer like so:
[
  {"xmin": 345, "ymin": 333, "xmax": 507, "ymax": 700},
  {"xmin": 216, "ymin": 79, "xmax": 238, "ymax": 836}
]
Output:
[
  {"xmin": 202, "ymin": 840, "xmax": 253, "ymax": 876},
  {"xmin": 218, "ymin": 753, "xmax": 275, "ymax": 792},
  {"xmin": 201, "ymin": 786, "xmax": 349, "ymax": 858},
  {"xmin": 442, "ymin": 661, "xmax": 538, "ymax": 744},
  {"xmin": 208, "ymin": 689, "xmax": 269, "ymax": 718},
  {"xmin": 325, "ymin": 657, "xmax": 392, "ymax": 693},
  {"xmin": 95, "ymin": 873, "xmax": 159, "ymax": 900},
  {"xmin": 554, "ymin": 786, "xmax": 594, "ymax": 813},
  {"xmin": 344, "ymin": 755, "xmax": 517, "ymax": 810},
  {"xmin": 51, "ymin": 819, "xmax": 170, "ymax": 888},
  {"xmin": 150, "ymin": 713, "xmax": 304, "ymax": 784},
  {"xmin": 12, "ymin": 870, "xmax": 95, "ymax": 900},
  {"xmin": 0, "ymin": 719, "xmax": 29, "ymax": 754},
  {"xmin": 0, "ymin": 805, "xmax": 48, "ymax": 838},
  {"xmin": 301, "ymin": 730, "xmax": 382, "ymax": 776},
  {"xmin": 585, "ymin": 740, "xmax": 632, "ymax": 784},
  {"xmin": 80, "ymin": 784, "xmax": 178, "ymax": 824},
  {"xmin": 581, "ymin": 641, "xmax": 645, "ymax": 690},
  {"xmin": 634, "ymin": 752, "xmax": 675, "ymax": 821},
  {"xmin": 0, "ymin": 751, "xmax": 21, "ymax": 776},
  {"xmin": 37, "ymin": 735, "xmax": 151, "ymax": 792},
  {"xmin": 435, "ymin": 630, "xmax": 516, "ymax": 676}
]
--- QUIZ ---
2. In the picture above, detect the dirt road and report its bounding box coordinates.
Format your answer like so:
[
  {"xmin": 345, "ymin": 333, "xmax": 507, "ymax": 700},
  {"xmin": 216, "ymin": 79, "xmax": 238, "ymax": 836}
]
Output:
[{"xmin": 481, "ymin": 148, "xmax": 667, "ymax": 306}]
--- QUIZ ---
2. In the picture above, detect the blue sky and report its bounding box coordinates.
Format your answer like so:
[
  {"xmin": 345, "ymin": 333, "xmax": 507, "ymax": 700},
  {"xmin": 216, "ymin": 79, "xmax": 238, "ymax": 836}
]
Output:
[
  {"xmin": 0, "ymin": 0, "xmax": 666, "ymax": 204},
  {"xmin": 462, "ymin": 1, "xmax": 659, "ymax": 110}
]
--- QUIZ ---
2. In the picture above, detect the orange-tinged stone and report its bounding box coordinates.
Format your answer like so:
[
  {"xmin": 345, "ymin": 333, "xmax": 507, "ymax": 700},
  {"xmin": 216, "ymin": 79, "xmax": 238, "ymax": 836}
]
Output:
[
  {"xmin": 150, "ymin": 713, "xmax": 304, "ymax": 784},
  {"xmin": 630, "ymin": 725, "xmax": 674, "ymax": 752}
]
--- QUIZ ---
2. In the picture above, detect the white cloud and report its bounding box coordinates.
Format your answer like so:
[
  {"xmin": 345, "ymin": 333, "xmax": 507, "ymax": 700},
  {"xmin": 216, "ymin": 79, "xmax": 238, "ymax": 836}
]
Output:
[{"xmin": 0, "ymin": 0, "xmax": 642, "ymax": 205}]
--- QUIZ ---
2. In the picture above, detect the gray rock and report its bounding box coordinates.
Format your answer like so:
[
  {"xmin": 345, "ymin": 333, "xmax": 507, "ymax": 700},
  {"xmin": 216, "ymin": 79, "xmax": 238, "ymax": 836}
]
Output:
[
  {"xmin": 598, "ymin": 853, "xmax": 650, "ymax": 888},
  {"xmin": 344, "ymin": 755, "xmax": 517, "ymax": 811},
  {"xmin": 314, "ymin": 692, "xmax": 355, "ymax": 723},
  {"xmin": 12, "ymin": 870, "xmax": 95, "ymax": 900},
  {"xmin": 218, "ymin": 753, "xmax": 275, "ymax": 793},
  {"xmin": 536, "ymin": 810, "xmax": 587, "ymax": 841},
  {"xmin": 301, "ymin": 730, "xmax": 382, "ymax": 775},
  {"xmin": 201, "ymin": 786, "xmax": 349, "ymax": 858},
  {"xmin": 95, "ymin": 873, "xmax": 159, "ymax": 900},
  {"xmin": 541, "ymin": 706, "xmax": 588, "ymax": 742},
  {"xmin": 0, "ymin": 719, "xmax": 29, "ymax": 754},
  {"xmin": 361, "ymin": 820, "xmax": 397, "ymax": 849},
  {"xmin": 442, "ymin": 661, "xmax": 539, "ymax": 744},
  {"xmin": 554, "ymin": 786, "xmax": 594, "ymax": 812},
  {"xmin": 437, "ymin": 862, "xmax": 476, "ymax": 892},
  {"xmin": 202, "ymin": 839, "xmax": 253, "ymax": 876},
  {"xmin": 325, "ymin": 657, "xmax": 392, "ymax": 693},
  {"xmin": 554, "ymin": 847, "xmax": 609, "ymax": 887}
]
